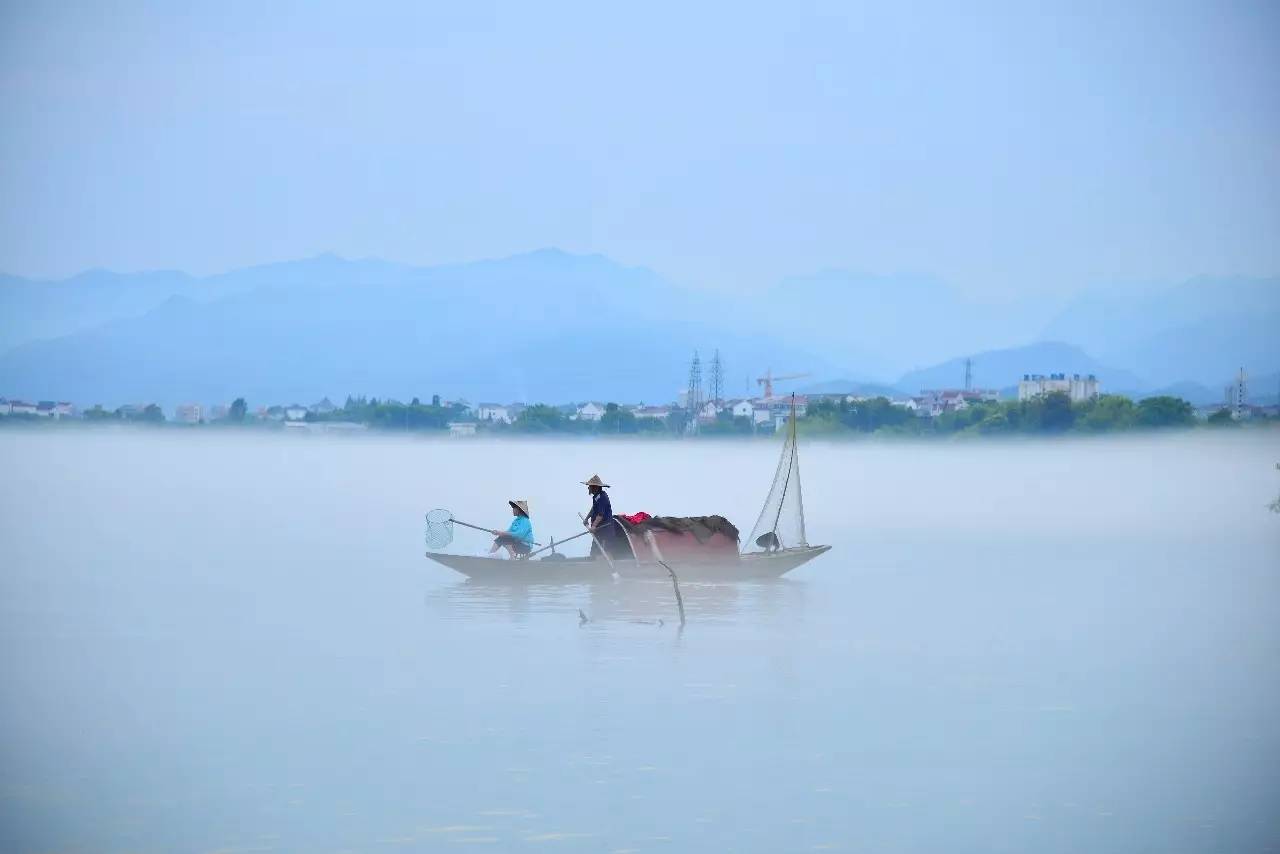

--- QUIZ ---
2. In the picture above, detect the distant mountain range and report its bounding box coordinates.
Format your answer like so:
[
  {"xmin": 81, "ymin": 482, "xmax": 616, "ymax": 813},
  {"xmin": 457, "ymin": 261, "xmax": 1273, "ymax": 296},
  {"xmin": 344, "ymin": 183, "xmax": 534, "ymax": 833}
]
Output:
[
  {"xmin": 1040, "ymin": 276, "xmax": 1280, "ymax": 387},
  {"xmin": 0, "ymin": 250, "xmax": 1275, "ymax": 408},
  {"xmin": 893, "ymin": 341, "xmax": 1144, "ymax": 397}
]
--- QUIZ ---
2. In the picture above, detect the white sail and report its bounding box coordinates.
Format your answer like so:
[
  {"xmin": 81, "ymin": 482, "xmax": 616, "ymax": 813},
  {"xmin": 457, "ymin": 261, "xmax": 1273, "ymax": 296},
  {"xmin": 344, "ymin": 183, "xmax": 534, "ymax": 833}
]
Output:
[{"xmin": 746, "ymin": 397, "xmax": 807, "ymax": 552}]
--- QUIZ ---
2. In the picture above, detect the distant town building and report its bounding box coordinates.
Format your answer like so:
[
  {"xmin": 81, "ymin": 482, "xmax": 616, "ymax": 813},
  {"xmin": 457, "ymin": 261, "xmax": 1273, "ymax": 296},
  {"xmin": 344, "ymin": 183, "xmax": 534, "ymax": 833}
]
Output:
[
  {"xmin": 310, "ymin": 397, "xmax": 337, "ymax": 415},
  {"xmin": 175, "ymin": 403, "xmax": 203, "ymax": 424},
  {"xmin": 209, "ymin": 403, "xmax": 230, "ymax": 421},
  {"xmin": 697, "ymin": 400, "xmax": 722, "ymax": 421},
  {"xmin": 1017, "ymin": 373, "xmax": 1099, "ymax": 402},
  {"xmin": 1225, "ymin": 368, "xmax": 1248, "ymax": 420},
  {"xmin": 284, "ymin": 405, "xmax": 308, "ymax": 422},
  {"xmin": 575, "ymin": 402, "xmax": 606, "ymax": 422},
  {"xmin": 730, "ymin": 399, "xmax": 755, "ymax": 419},
  {"xmin": 632, "ymin": 405, "xmax": 672, "ymax": 420},
  {"xmin": 8, "ymin": 400, "xmax": 37, "ymax": 416},
  {"xmin": 758, "ymin": 395, "xmax": 807, "ymax": 429},
  {"xmin": 447, "ymin": 421, "xmax": 477, "ymax": 437},
  {"xmin": 476, "ymin": 403, "xmax": 512, "ymax": 423},
  {"xmin": 910, "ymin": 388, "xmax": 998, "ymax": 417}
]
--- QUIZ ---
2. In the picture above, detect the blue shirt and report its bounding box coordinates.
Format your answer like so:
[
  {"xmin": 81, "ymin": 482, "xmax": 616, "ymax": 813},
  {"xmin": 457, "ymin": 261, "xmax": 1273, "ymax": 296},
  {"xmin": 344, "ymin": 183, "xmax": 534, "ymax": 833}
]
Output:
[
  {"xmin": 507, "ymin": 515, "xmax": 534, "ymax": 544},
  {"xmin": 587, "ymin": 491, "xmax": 613, "ymax": 527}
]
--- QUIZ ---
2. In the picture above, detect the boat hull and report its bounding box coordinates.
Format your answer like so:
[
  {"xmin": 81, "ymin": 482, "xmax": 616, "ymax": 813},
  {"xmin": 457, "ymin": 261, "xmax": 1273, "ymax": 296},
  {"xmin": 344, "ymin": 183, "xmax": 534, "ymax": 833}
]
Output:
[{"xmin": 424, "ymin": 545, "xmax": 831, "ymax": 583}]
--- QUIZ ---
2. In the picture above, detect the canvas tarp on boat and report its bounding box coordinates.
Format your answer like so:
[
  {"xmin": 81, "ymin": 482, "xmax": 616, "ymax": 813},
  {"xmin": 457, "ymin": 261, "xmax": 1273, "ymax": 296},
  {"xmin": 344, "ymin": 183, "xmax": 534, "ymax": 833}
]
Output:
[{"xmin": 614, "ymin": 514, "xmax": 740, "ymax": 562}]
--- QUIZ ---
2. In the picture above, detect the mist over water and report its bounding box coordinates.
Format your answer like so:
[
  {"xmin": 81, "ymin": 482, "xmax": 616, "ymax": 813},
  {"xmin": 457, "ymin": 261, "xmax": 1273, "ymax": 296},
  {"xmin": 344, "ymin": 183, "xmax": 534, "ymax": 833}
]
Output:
[{"xmin": 1, "ymin": 429, "xmax": 1277, "ymax": 852}]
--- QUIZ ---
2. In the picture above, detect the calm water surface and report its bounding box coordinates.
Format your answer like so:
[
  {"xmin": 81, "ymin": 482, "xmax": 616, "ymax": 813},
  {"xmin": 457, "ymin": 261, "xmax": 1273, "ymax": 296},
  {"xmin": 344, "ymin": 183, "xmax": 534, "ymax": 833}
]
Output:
[{"xmin": 1, "ymin": 429, "xmax": 1278, "ymax": 853}]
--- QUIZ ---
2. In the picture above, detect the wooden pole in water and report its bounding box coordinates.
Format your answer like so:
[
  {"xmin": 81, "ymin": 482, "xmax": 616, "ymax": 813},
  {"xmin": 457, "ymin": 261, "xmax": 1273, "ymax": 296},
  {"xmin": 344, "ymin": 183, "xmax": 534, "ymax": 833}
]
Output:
[{"xmin": 644, "ymin": 531, "xmax": 686, "ymax": 627}]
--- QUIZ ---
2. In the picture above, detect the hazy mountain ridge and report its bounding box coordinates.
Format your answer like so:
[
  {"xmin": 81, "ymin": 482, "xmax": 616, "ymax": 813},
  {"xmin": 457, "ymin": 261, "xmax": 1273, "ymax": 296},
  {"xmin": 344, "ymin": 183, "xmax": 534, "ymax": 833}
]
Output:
[
  {"xmin": 0, "ymin": 250, "xmax": 840, "ymax": 406},
  {"xmin": 1, "ymin": 251, "xmax": 1275, "ymax": 407},
  {"xmin": 892, "ymin": 342, "xmax": 1144, "ymax": 396},
  {"xmin": 1042, "ymin": 276, "xmax": 1280, "ymax": 386},
  {"xmin": 761, "ymin": 270, "xmax": 1044, "ymax": 378}
]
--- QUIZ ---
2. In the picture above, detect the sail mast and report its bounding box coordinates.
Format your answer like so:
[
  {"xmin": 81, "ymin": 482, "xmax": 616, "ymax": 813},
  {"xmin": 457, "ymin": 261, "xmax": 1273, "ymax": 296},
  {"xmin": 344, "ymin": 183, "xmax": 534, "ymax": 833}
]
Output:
[
  {"xmin": 791, "ymin": 395, "xmax": 806, "ymax": 546},
  {"xmin": 747, "ymin": 392, "xmax": 808, "ymax": 552}
]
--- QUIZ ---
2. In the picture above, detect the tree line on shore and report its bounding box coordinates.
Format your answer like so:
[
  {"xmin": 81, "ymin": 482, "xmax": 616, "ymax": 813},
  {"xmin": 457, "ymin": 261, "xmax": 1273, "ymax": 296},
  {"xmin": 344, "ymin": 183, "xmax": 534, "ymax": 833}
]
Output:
[
  {"xmin": 800, "ymin": 392, "xmax": 1229, "ymax": 436},
  {"xmin": 6, "ymin": 390, "xmax": 1275, "ymax": 438}
]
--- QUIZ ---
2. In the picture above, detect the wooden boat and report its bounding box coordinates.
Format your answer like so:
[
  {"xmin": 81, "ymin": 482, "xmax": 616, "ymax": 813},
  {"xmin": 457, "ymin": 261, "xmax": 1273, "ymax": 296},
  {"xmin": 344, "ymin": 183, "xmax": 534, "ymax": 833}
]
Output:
[
  {"xmin": 424, "ymin": 397, "xmax": 829, "ymax": 582},
  {"xmin": 424, "ymin": 545, "xmax": 831, "ymax": 582}
]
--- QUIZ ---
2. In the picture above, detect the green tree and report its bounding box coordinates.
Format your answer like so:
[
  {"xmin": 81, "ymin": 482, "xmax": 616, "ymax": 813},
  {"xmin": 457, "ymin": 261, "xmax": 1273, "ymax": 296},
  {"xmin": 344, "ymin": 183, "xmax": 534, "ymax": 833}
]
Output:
[
  {"xmin": 1206, "ymin": 408, "xmax": 1236, "ymax": 426},
  {"xmin": 229, "ymin": 398, "xmax": 248, "ymax": 422},
  {"xmin": 1034, "ymin": 391, "xmax": 1076, "ymax": 433},
  {"xmin": 599, "ymin": 402, "xmax": 638, "ymax": 434},
  {"xmin": 1136, "ymin": 395, "xmax": 1194, "ymax": 428},
  {"xmin": 666, "ymin": 408, "xmax": 692, "ymax": 435},
  {"xmin": 83, "ymin": 405, "xmax": 111, "ymax": 421},
  {"xmin": 702, "ymin": 410, "xmax": 754, "ymax": 435},
  {"xmin": 1075, "ymin": 394, "xmax": 1137, "ymax": 432},
  {"xmin": 513, "ymin": 404, "xmax": 566, "ymax": 432}
]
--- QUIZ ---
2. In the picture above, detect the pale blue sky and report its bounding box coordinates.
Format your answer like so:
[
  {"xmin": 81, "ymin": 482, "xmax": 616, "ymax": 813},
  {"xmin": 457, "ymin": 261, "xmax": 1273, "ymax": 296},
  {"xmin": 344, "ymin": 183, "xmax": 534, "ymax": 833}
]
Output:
[{"xmin": 1, "ymin": 0, "xmax": 1276, "ymax": 295}]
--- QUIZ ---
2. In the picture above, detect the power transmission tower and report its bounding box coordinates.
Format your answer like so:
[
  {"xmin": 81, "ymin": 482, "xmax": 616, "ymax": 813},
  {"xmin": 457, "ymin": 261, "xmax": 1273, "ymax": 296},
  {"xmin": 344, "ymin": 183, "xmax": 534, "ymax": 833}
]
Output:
[
  {"xmin": 964, "ymin": 357, "xmax": 973, "ymax": 391},
  {"xmin": 709, "ymin": 349, "xmax": 724, "ymax": 409},
  {"xmin": 686, "ymin": 351, "xmax": 703, "ymax": 434}
]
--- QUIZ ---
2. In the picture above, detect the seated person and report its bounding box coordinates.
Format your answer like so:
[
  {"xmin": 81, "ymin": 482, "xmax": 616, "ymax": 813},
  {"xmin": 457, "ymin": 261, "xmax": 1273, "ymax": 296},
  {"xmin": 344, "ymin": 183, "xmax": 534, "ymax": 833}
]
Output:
[{"xmin": 490, "ymin": 500, "xmax": 534, "ymax": 558}]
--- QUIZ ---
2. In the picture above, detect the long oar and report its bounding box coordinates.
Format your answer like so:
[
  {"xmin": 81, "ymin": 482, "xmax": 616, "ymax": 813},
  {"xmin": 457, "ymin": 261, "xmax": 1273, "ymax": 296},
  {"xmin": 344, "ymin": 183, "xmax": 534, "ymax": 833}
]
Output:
[
  {"xmin": 525, "ymin": 529, "xmax": 593, "ymax": 558},
  {"xmin": 579, "ymin": 513, "xmax": 617, "ymax": 572}
]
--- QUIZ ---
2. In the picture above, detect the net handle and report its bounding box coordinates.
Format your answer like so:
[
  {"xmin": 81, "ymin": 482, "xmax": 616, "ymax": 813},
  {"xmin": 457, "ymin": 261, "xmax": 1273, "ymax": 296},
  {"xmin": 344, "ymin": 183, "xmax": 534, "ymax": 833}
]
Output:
[{"xmin": 432, "ymin": 512, "xmax": 544, "ymax": 547}]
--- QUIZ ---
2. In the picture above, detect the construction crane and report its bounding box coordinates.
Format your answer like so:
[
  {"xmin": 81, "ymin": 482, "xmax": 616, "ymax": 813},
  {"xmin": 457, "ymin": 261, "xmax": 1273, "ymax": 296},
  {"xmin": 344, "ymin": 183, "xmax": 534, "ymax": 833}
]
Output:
[{"xmin": 756, "ymin": 369, "xmax": 810, "ymax": 400}]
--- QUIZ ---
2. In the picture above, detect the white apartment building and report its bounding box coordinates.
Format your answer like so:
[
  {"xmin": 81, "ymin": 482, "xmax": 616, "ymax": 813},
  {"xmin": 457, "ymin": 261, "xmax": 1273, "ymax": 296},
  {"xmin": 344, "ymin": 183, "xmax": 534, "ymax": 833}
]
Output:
[
  {"xmin": 174, "ymin": 403, "xmax": 203, "ymax": 424},
  {"xmin": 1224, "ymin": 368, "xmax": 1248, "ymax": 419},
  {"xmin": 575, "ymin": 402, "xmax": 606, "ymax": 421},
  {"xmin": 476, "ymin": 403, "xmax": 512, "ymax": 423},
  {"xmin": 1017, "ymin": 373, "xmax": 1100, "ymax": 402}
]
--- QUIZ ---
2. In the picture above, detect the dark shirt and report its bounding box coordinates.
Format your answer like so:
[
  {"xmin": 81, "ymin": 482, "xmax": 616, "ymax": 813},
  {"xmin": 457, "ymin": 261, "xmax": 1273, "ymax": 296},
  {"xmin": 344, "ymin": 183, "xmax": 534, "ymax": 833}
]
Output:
[{"xmin": 587, "ymin": 490, "xmax": 613, "ymax": 528}]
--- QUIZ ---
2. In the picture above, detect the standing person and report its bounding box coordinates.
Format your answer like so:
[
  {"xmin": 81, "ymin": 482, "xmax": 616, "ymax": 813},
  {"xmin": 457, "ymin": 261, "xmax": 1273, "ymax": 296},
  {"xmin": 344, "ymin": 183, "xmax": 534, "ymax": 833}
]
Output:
[
  {"xmin": 582, "ymin": 474, "xmax": 617, "ymax": 557},
  {"xmin": 489, "ymin": 499, "xmax": 534, "ymax": 558}
]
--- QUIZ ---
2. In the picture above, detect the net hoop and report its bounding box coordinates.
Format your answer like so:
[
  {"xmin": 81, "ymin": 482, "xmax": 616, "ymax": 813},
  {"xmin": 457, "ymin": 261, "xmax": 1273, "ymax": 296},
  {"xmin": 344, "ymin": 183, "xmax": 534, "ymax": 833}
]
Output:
[{"xmin": 424, "ymin": 508, "xmax": 455, "ymax": 549}]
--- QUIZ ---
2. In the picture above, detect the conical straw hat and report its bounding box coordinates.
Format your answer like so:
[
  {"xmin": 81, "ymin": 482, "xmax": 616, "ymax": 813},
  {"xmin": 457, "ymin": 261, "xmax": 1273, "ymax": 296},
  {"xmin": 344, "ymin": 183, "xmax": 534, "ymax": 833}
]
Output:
[
  {"xmin": 581, "ymin": 474, "xmax": 610, "ymax": 488},
  {"xmin": 508, "ymin": 499, "xmax": 530, "ymax": 516}
]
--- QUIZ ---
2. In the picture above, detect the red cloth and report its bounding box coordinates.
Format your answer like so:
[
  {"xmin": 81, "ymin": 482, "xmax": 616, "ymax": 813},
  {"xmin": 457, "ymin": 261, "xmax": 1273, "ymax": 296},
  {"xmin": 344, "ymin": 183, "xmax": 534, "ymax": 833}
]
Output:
[{"xmin": 620, "ymin": 512, "xmax": 652, "ymax": 524}]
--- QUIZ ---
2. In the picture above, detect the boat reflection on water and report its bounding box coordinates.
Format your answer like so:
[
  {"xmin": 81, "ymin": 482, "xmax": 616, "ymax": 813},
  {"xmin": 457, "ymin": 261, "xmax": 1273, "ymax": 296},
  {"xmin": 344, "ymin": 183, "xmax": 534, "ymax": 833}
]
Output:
[{"xmin": 425, "ymin": 575, "xmax": 810, "ymax": 628}]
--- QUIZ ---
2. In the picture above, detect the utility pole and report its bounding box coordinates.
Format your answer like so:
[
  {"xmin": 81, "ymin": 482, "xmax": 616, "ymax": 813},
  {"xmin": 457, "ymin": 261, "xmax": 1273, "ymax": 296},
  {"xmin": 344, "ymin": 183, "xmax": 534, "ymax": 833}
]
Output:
[
  {"xmin": 709, "ymin": 349, "xmax": 724, "ymax": 410},
  {"xmin": 964, "ymin": 357, "xmax": 973, "ymax": 392},
  {"xmin": 686, "ymin": 351, "xmax": 703, "ymax": 435}
]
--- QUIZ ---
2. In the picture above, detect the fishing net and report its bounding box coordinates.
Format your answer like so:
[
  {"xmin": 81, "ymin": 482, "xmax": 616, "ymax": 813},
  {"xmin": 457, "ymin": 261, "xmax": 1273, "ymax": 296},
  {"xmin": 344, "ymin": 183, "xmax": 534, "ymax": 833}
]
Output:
[
  {"xmin": 424, "ymin": 508, "xmax": 454, "ymax": 549},
  {"xmin": 746, "ymin": 411, "xmax": 807, "ymax": 552}
]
